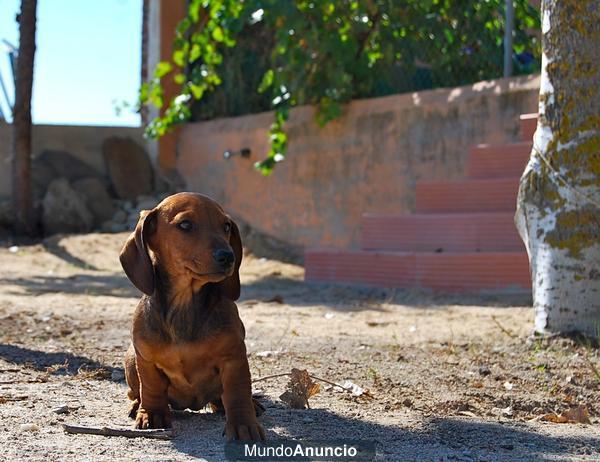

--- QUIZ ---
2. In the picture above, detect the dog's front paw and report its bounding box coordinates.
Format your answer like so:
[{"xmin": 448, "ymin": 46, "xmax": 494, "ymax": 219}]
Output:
[
  {"xmin": 225, "ymin": 418, "xmax": 266, "ymax": 442},
  {"xmin": 135, "ymin": 407, "xmax": 172, "ymax": 429}
]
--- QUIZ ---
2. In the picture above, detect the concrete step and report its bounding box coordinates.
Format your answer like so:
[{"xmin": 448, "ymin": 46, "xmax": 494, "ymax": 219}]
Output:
[
  {"xmin": 415, "ymin": 178, "xmax": 519, "ymax": 213},
  {"xmin": 520, "ymin": 113, "xmax": 537, "ymax": 141},
  {"xmin": 468, "ymin": 142, "xmax": 530, "ymax": 179},
  {"xmin": 361, "ymin": 212, "xmax": 524, "ymax": 252},
  {"xmin": 305, "ymin": 249, "xmax": 530, "ymax": 293}
]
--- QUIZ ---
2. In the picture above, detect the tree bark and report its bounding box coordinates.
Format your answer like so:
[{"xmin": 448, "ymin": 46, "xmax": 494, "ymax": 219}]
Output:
[
  {"xmin": 11, "ymin": 0, "xmax": 37, "ymax": 236},
  {"xmin": 515, "ymin": 0, "xmax": 600, "ymax": 337}
]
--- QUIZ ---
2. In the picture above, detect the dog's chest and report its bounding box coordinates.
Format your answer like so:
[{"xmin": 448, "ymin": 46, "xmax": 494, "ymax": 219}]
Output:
[{"xmin": 154, "ymin": 342, "xmax": 219, "ymax": 389}]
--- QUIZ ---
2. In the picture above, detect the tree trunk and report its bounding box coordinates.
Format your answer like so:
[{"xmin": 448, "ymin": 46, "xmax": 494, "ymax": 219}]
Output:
[
  {"xmin": 11, "ymin": 0, "xmax": 37, "ymax": 236},
  {"xmin": 515, "ymin": 0, "xmax": 600, "ymax": 337}
]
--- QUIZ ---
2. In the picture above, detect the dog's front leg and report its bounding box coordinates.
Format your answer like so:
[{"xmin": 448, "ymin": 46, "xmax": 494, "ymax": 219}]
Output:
[
  {"xmin": 134, "ymin": 352, "xmax": 172, "ymax": 429},
  {"xmin": 220, "ymin": 353, "xmax": 265, "ymax": 441}
]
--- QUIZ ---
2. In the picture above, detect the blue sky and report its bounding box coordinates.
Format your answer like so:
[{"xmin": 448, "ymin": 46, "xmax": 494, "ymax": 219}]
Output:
[{"xmin": 0, "ymin": 0, "xmax": 141, "ymax": 126}]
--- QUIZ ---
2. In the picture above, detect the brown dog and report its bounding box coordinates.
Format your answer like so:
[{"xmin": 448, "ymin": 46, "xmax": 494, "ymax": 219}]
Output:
[{"xmin": 120, "ymin": 192, "xmax": 265, "ymax": 441}]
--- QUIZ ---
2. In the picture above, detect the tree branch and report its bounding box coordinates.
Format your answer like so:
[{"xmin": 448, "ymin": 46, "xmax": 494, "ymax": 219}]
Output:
[{"xmin": 62, "ymin": 424, "xmax": 172, "ymax": 440}]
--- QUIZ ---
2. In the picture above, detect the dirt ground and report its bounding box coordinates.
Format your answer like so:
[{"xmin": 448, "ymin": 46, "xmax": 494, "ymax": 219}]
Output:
[{"xmin": 0, "ymin": 232, "xmax": 598, "ymax": 461}]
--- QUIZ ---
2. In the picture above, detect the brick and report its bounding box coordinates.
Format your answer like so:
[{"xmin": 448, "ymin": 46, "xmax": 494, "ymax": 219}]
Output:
[
  {"xmin": 415, "ymin": 178, "xmax": 519, "ymax": 213},
  {"xmin": 361, "ymin": 212, "xmax": 524, "ymax": 252},
  {"xmin": 468, "ymin": 142, "xmax": 531, "ymax": 179},
  {"xmin": 305, "ymin": 249, "xmax": 530, "ymax": 293}
]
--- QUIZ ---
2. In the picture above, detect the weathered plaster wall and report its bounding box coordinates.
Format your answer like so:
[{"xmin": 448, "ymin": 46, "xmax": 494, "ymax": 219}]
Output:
[
  {"xmin": 177, "ymin": 75, "xmax": 540, "ymax": 250},
  {"xmin": 0, "ymin": 123, "xmax": 144, "ymax": 198}
]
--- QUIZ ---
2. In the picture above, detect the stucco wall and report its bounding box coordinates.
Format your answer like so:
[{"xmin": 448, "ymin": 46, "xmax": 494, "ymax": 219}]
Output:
[
  {"xmin": 0, "ymin": 123, "xmax": 144, "ymax": 199},
  {"xmin": 178, "ymin": 75, "xmax": 540, "ymax": 250}
]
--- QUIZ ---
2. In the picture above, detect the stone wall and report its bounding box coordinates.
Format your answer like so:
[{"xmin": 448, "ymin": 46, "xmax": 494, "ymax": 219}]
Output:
[
  {"xmin": 0, "ymin": 123, "xmax": 145, "ymax": 199},
  {"xmin": 0, "ymin": 123, "xmax": 159, "ymax": 236},
  {"xmin": 177, "ymin": 75, "xmax": 540, "ymax": 250}
]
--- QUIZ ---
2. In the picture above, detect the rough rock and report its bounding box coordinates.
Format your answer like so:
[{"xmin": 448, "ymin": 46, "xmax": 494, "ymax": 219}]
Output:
[
  {"xmin": 100, "ymin": 220, "xmax": 128, "ymax": 233},
  {"xmin": 102, "ymin": 137, "xmax": 153, "ymax": 200},
  {"xmin": 126, "ymin": 213, "xmax": 140, "ymax": 231},
  {"xmin": 32, "ymin": 150, "xmax": 106, "ymax": 200},
  {"xmin": 0, "ymin": 199, "xmax": 12, "ymax": 228},
  {"xmin": 71, "ymin": 177, "xmax": 116, "ymax": 227},
  {"xmin": 42, "ymin": 178, "xmax": 94, "ymax": 235},
  {"xmin": 112, "ymin": 210, "xmax": 127, "ymax": 224},
  {"xmin": 136, "ymin": 195, "xmax": 159, "ymax": 211},
  {"xmin": 122, "ymin": 201, "xmax": 134, "ymax": 213}
]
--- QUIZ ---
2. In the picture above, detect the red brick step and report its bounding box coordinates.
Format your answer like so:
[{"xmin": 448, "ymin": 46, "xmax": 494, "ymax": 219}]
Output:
[
  {"xmin": 415, "ymin": 178, "xmax": 519, "ymax": 213},
  {"xmin": 468, "ymin": 142, "xmax": 530, "ymax": 179},
  {"xmin": 305, "ymin": 249, "xmax": 530, "ymax": 293},
  {"xmin": 361, "ymin": 212, "xmax": 523, "ymax": 252}
]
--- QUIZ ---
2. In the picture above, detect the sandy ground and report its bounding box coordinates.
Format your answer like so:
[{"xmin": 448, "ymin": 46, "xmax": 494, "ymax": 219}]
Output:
[{"xmin": 0, "ymin": 232, "xmax": 598, "ymax": 461}]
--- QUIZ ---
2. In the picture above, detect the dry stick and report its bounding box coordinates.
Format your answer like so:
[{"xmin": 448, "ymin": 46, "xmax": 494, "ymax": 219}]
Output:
[
  {"xmin": 252, "ymin": 372, "xmax": 372, "ymax": 397},
  {"xmin": 0, "ymin": 396, "xmax": 29, "ymax": 402},
  {"xmin": 62, "ymin": 424, "xmax": 172, "ymax": 440},
  {"xmin": 309, "ymin": 374, "xmax": 374, "ymax": 398},
  {"xmin": 251, "ymin": 372, "xmax": 291, "ymax": 383},
  {"xmin": 0, "ymin": 379, "xmax": 44, "ymax": 385},
  {"xmin": 491, "ymin": 315, "xmax": 518, "ymax": 339}
]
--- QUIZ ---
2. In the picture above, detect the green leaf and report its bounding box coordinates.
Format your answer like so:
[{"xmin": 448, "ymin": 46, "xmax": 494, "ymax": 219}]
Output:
[
  {"xmin": 189, "ymin": 83, "xmax": 205, "ymax": 99},
  {"xmin": 212, "ymin": 26, "xmax": 224, "ymax": 42},
  {"xmin": 189, "ymin": 43, "xmax": 201, "ymax": 63},
  {"xmin": 189, "ymin": 0, "xmax": 202, "ymax": 23},
  {"xmin": 173, "ymin": 50, "xmax": 186, "ymax": 67},
  {"xmin": 258, "ymin": 69, "xmax": 274, "ymax": 93},
  {"xmin": 139, "ymin": 82, "xmax": 149, "ymax": 103},
  {"xmin": 155, "ymin": 61, "xmax": 172, "ymax": 78},
  {"xmin": 176, "ymin": 17, "xmax": 191, "ymax": 34},
  {"xmin": 149, "ymin": 86, "xmax": 163, "ymax": 109}
]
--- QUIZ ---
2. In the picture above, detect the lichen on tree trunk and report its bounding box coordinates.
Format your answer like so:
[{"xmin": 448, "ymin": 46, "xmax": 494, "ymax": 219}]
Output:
[{"xmin": 515, "ymin": 0, "xmax": 600, "ymax": 337}]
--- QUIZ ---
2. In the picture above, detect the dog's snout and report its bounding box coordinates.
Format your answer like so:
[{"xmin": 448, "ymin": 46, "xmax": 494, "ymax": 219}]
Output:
[{"xmin": 213, "ymin": 248, "xmax": 234, "ymax": 267}]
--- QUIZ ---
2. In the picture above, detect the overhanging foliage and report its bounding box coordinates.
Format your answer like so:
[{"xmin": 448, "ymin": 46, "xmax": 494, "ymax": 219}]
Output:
[{"xmin": 140, "ymin": 0, "xmax": 540, "ymax": 174}]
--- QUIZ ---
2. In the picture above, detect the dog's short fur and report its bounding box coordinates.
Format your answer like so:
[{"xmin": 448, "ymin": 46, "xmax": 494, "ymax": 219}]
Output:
[{"xmin": 120, "ymin": 192, "xmax": 265, "ymax": 441}]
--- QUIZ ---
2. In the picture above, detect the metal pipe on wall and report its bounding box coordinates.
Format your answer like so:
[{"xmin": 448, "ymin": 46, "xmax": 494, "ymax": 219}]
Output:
[{"xmin": 504, "ymin": 0, "xmax": 515, "ymax": 77}]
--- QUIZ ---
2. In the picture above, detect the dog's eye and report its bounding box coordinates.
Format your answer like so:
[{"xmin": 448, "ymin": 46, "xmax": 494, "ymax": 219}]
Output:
[
  {"xmin": 177, "ymin": 220, "xmax": 193, "ymax": 232},
  {"xmin": 224, "ymin": 222, "xmax": 231, "ymax": 233}
]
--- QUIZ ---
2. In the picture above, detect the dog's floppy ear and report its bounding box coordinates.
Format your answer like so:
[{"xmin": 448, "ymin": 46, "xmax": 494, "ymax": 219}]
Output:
[
  {"xmin": 119, "ymin": 209, "xmax": 157, "ymax": 295},
  {"xmin": 217, "ymin": 219, "xmax": 242, "ymax": 300}
]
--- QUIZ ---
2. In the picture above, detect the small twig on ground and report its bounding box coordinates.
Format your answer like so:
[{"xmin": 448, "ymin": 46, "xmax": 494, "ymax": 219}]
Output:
[
  {"xmin": 252, "ymin": 372, "xmax": 291, "ymax": 383},
  {"xmin": 491, "ymin": 315, "xmax": 518, "ymax": 339},
  {"xmin": 62, "ymin": 424, "xmax": 172, "ymax": 440},
  {"xmin": 0, "ymin": 379, "xmax": 45, "ymax": 385},
  {"xmin": 252, "ymin": 372, "xmax": 373, "ymax": 398},
  {"xmin": 0, "ymin": 395, "xmax": 29, "ymax": 403},
  {"xmin": 309, "ymin": 374, "xmax": 374, "ymax": 398}
]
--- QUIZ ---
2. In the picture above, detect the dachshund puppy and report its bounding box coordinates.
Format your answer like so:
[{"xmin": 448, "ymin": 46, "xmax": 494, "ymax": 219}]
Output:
[{"xmin": 120, "ymin": 192, "xmax": 265, "ymax": 441}]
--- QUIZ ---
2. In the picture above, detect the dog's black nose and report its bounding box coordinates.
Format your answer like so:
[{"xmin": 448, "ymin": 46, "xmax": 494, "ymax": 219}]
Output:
[{"xmin": 213, "ymin": 248, "xmax": 234, "ymax": 267}]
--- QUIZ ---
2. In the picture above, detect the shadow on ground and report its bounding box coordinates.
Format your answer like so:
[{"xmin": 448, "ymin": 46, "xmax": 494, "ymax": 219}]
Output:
[
  {"xmin": 42, "ymin": 240, "xmax": 100, "ymax": 271},
  {"xmin": 168, "ymin": 397, "xmax": 598, "ymax": 461},
  {"xmin": 0, "ymin": 343, "xmax": 124, "ymax": 378},
  {"xmin": 241, "ymin": 274, "xmax": 532, "ymax": 311},
  {"xmin": 1, "ymin": 344, "xmax": 596, "ymax": 461},
  {"xmin": 0, "ymin": 273, "xmax": 138, "ymax": 298}
]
